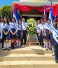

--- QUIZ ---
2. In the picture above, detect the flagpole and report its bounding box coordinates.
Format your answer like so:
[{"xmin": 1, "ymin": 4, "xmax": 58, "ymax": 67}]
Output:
[
  {"xmin": 49, "ymin": 0, "xmax": 54, "ymax": 25},
  {"xmin": 44, "ymin": 0, "xmax": 46, "ymax": 24},
  {"xmin": 50, "ymin": 1, "xmax": 52, "ymax": 24}
]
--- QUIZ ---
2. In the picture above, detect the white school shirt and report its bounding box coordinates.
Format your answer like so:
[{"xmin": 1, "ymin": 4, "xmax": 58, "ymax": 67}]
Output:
[
  {"xmin": 53, "ymin": 29, "xmax": 58, "ymax": 43},
  {"xmin": 9, "ymin": 22, "xmax": 18, "ymax": 32},
  {"xmin": 0, "ymin": 22, "xmax": 3, "ymax": 39},
  {"xmin": 18, "ymin": 24, "xmax": 22, "ymax": 30},
  {"xmin": 39, "ymin": 24, "xmax": 44, "ymax": 31},
  {"xmin": 2, "ymin": 23, "xmax": 9, "ymax": 29},
  {"xmin": 22, "ymin": 22, "xmax": 27, "ymax": 30},
  {"xmin": 50, "ymin": 25, "xmax": 58, "ymax": 43},
  {"xmin": 36, "ymin": 24, "xmax": 41, "ymax": 33}
]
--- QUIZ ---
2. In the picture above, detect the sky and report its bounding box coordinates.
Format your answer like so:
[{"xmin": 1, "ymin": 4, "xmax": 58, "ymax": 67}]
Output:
[{"xmin": 0, "ymin": 0, "xmax": 19, "ymax": 8}]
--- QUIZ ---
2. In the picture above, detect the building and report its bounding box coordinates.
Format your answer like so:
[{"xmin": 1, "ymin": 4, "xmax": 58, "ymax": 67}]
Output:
[{"xmin": 12, "ymin": 0, "xmax": 58, "ymax": 19}]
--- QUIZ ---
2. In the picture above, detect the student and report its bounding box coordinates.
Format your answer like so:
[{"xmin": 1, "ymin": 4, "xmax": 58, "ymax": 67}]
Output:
[
  {"xmin": 36, "ymin": 20, "xmax": 41, "ymax": 45},
  {"xmin": 9, "ymin": 17, "xmax": 18, "ymax": 49},
  {"xmin": 44, "ymin": 19, "xmax": 51, "ymax": 50},
  {"xmin": 2, "ymin": 17, "xmax": 10, "ymax": 50},
  {"xmin": 38, "ymin": 18, "xmax": 44, "ymax": 47},
  {"xmin": 16, "ymin": 20, "xmax": 22, "ymax": 48},
  {"xmin": 0, "ymin": 18, "xmax": 4, "ymax": 48},
  {"xmin": 51, "ymin": 20, "xmax": 58, "ymax": 63},
  {"xmin": 49, "ymin": 20, "xmax": 56, "ymax": 56},
  {"xmin": 0, "ymin": 18, "xmax": 3, "ymax": 48},
  {"xmin": 36, "ymin": 20, "xmax": 40, "ymax": 40},
  {"xmin": 21, "ymin": 18, "xmax": 27, "ymax": 47}
]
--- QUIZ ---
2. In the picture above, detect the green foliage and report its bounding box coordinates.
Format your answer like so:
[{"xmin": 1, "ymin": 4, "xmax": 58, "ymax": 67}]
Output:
[
  {"xmin": 1, "ymin": 6, "xmax": 12, "ymax": 18},
  {"xmin": 0, "ymin": 8, "xmax": 2, "ymax": 17},
  {"xmin": 27, "ymin": 18, "xmax": 37, "ymax": 35}
]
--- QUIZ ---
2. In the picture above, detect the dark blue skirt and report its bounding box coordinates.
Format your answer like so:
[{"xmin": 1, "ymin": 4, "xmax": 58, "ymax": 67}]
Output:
[
  {"xmin": 10, "ymin": 28, "xmax": 16, "ymax": 39},
  {"xmin": 50, "ymin": 34, "xmax": 57, "ymax": 46},
  {"xmin": 45, "ymin": 29, "xmax": 50, "ymax": 39},
  {"xmin": 2, "ymin": 29, "xmax": 9, "ymax": 40},
  {"xmin": 17, "ymin": 30, "xmax": 21, "ymax": 40}
]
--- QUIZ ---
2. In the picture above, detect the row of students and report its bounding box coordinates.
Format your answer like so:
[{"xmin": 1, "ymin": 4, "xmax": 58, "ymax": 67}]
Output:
[
  {"xmin": 36, "ymin": 19, "xmax": 53, "ymax": 49},
  {"xmin": 0, "ymin": 17, "xmax": 27, "ymax": 50},
  {"xmin": 36, "ymin": 19, "xmax": 53, "ymax": 52},
  {"xmin": 36, "ymin": 18, "xmax": 58, "ymax": 63}
]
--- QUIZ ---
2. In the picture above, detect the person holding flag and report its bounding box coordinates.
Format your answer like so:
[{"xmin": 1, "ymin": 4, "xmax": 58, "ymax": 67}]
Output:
[
  {"xmin": 49, "ymin": 0, "xmax": 58, "ymax": 62},
  {"xmin": 48, "ymin": 1, "xmax": 56, "ymax": 56},
  {"xmin": 44, "ymin": 19, "xmax": 51, "ymax": 50},
  {"xmin": 50, "ymin": 19, "xmax": 58, "ymax": 63}
]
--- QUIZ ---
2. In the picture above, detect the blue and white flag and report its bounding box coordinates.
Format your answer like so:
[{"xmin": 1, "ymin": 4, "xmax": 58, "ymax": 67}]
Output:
[
  {"xmin": 49, "ymin": 2, "xmax": 54, "ymax": 23},
  {"xmin": 13, "ymin": 7, "xmax": 20, "ymax": 23}
]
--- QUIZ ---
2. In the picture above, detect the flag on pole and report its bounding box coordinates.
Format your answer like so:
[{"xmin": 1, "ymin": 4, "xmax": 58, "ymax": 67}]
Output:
[
  {"xmin": 13, "ymin": 7, "xmax": 20, "ymax": 23},
  {"xmin": 43, "ymin": 0, "xmax": 46, "ymax": 24},
  {"xmin": 49, "ymin": 2, "xmax": 54, "ymax": 23}
]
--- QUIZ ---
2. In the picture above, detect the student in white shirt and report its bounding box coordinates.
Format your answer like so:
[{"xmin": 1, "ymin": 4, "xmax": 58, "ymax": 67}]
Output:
[
  {"xmin": 36, "ymin": 20, "xmax": 40, "ymax": 39},
  {"xmin": 0, "ymin": 18, "xmax": 4, "ymax": 48},
  {"xmin": 51, "ymin": 20, "xmax": 58, "ymax": 63},
  {"xmin": 2, "ymin": 17, "xmax": 10, "ymax": 50},
  {"xmin": 0, "ymin": 18, "xmax": 3, "ymax": 48},
  {"xmin": 44, "ymin": 19, "xmax": 51, "ymax": 50},
  {"xmin": 38, "ymin": 19, "xmax": 44, "ymax": 47},
  {"xmin": 16, "ymin": 20, "xmax": 22, "ymax": 48},
  {"xmin": 9, "ymin": 17, "xmax": 18, "ymax": 49},
  {"xmin": 21, "ymin": 18, "xmax": 27, "ymax": 47},
  {"xmin": 36, "ymin": 20, "xmax": 41, "ymax": 45}
]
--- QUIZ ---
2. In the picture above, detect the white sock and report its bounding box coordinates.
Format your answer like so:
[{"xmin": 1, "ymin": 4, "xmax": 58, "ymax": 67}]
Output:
[{"xmin": 52, "ymin": 47, "xmax": 55, "ymax": 54}]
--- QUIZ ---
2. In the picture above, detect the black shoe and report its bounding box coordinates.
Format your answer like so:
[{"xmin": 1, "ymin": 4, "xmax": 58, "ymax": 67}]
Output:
[
  {"xmin": 11, "ymin": 43, "xmax": 14, "ymax": 49},
  {"xmin": 55, "ymin": 60, "xmax": 58, "ymax": 63}
]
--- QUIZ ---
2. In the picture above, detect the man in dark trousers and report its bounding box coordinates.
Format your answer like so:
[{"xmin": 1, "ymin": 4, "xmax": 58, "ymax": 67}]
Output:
[{"xmin": 21, "ymin": 18, "xmax": 27, "ymax": 47}]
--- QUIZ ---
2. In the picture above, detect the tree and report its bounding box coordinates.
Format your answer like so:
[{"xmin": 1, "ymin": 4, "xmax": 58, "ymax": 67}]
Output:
[
  {"xmin": 0, "ymin": 8, "xmax": 2, "ymax": 17},
  {"xmin": 1, "ymin": 6, "xmax": 12, "ymax": 18}
]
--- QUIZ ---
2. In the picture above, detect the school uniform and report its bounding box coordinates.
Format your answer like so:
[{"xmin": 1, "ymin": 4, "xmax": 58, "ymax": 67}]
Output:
[
  {"xmin": 44, "ymin": 23, "xmax": 50, "ymax": 39},
  {"xmin": 36, "ymin": 25, "xmax": 41, "ymax": 42},
  {"xmin": 49, "ymin": 24, "xmax": 55, "ymax": 46},
  {"xmin": 9, "ymin": 22, "xmax": 18, "ymax": 49},
  {"xmin": 16, "ymin": 23, "xmax": 22, "ymax": 48},
  {"xmin": 21, "ymin": 22, "xmax": 27, "ymax": 45},
  {"xmin": 2, "ymin": 23, "xmax": 9, "ymax": 40},
  {"xmin": 52, "ymin": 28, "xmax": 58, "ymax": 63},
  {"xmin": 0, "ymin": 22, "xmax": 3, "ymax": 48},
  {"xmin": 0, "ymin": 22, "xmax": 4, "ymax": 48},
  {"xmin": 44, "ymin": 23, "xmax": 52, "ymax": 49},
  {"xmin": 17, "ymin": 24, "xmax": 22, "ymax": 40},
  {"xmin": 9, "ymin": 22, "xmax": 18, "ymax": 39},
  {"xmin": 0, "ymin": 23, "xmax": 3, "ymax": 39},
  {"xmin": 2, "ymin": 23, "xmax": 10, "ymax": 49},
  {"xmin": 38, "ymin": 24, "xmax": 44, "ymax": 46}
]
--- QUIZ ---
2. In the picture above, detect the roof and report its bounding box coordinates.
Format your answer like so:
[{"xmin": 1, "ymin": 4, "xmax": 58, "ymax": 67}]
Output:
[{"xmin": 13, "ymin": 0, "xmax": 58, "ymax": 6}]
